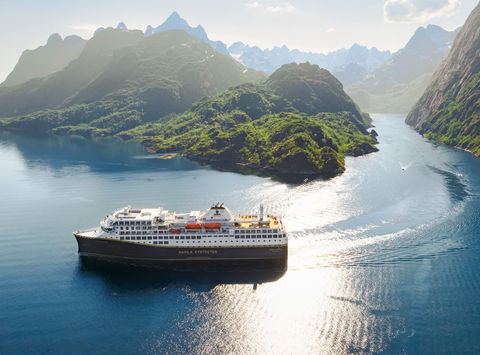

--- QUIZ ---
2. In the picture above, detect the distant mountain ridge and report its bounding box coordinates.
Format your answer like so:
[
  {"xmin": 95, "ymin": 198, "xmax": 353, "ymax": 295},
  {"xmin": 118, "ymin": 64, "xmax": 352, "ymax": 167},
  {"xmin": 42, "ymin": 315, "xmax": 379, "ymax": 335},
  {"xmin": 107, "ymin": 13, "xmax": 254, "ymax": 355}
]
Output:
[
  {"xmin": 347, "ymin": 24, "xmax": 460, "ymax": 113},
  {"xmin": 96, "ymin": 12, "xmax": 390, "ymax": 84},
  {"xmin": 406, "ymin": 3, "xmax": 480, "ymax": 155},
  {"xmin": 2, "ymin": 11, "xmax": 390, "ymax": 92},
  {"xmin": 0, "ymin": 34, "xmax": 86, "ymax": 87},
  {"xmin": 229, "ymin": 42, "xmax": 391, "ymax": 77},
  {"xmin": 144, "ymin": 12, "xmax": 229, "ymax": 56}
]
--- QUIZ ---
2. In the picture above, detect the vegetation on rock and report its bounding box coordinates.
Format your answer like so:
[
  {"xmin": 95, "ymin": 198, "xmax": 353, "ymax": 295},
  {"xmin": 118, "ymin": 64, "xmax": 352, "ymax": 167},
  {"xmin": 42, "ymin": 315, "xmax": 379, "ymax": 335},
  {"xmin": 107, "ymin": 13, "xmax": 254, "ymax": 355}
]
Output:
[
  {"xmin": 406, "ymin": 4, "xmax": 480, "ymax": 155},
  {"xmin": 123, "ymin": 63, "xmax": 378, "ymax": 177}
]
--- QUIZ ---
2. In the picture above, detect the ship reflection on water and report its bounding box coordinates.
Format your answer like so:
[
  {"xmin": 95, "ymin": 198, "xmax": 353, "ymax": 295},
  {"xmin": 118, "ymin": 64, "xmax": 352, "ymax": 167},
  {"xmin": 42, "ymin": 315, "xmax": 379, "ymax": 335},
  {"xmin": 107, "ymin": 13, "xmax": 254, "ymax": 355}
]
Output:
[{"xmin": 78, "ymin": 256, "xmax": 287, "ymax": 289}]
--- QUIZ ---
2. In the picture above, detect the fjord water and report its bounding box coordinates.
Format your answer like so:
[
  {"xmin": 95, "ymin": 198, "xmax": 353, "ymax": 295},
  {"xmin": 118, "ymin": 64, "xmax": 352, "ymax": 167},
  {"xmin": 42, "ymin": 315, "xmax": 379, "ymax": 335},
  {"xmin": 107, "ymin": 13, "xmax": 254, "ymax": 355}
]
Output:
[{"xmin": 1, "ymin": 114, "xmax": 479, "ymax": 354}]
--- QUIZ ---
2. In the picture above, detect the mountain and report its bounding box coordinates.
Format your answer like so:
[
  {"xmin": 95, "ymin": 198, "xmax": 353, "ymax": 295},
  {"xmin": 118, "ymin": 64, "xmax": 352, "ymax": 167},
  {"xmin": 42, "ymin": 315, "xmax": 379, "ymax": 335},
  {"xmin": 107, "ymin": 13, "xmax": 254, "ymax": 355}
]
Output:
[
  {"xmin": 0, "ymin": 29, "xmax": 265, "ymax": 136},
  {"xmin": 332, "ymin": 63, "xmax": 368, "ymax": 87},
  {"xmin": 228, "ymin": 42, "xmax": 390, "ymax": 80},
  {"xmin": 0, "ymin": 28, "xmax": 145, "ymax": 117},
  {"xmin": 0, "ymin": 34, "xmax": 86, "ymax": 87},
  {"xmin": 144, "ymin": 12, "xmax": 229, "ymax": 56},
  {"xmin": 123, "ymin": 63, "xmax": 377, "ymax": 178},
  {"xmin": 406, "ymin": 3, "xmax": 480, "ymax": 155},
  {"xmin": 347, "ymin": 25, "xmax": 460, "ymax": 113}
]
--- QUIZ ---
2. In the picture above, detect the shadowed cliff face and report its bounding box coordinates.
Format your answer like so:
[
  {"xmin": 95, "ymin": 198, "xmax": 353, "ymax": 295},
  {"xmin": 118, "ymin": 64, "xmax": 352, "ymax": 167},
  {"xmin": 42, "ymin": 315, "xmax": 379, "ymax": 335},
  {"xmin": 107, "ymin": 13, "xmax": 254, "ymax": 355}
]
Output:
[{"xmin": 406, "ymin": 3, "xmax": 480, "ymax": 155}]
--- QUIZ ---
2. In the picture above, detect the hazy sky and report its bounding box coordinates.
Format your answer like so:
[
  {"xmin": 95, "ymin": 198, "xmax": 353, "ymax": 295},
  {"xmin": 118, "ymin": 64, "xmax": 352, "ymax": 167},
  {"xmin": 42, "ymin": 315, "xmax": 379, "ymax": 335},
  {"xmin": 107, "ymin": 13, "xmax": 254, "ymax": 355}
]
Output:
[{"xmin": 0, "ymin": 0, "xmax": 478, "ymax": 82}]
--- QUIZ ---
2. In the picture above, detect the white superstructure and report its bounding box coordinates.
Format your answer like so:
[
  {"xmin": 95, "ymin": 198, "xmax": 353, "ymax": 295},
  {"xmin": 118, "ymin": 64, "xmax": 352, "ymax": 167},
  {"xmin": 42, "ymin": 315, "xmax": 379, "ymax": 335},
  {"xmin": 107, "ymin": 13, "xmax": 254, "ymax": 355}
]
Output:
[{"xmin": 76, "ymin": 203, "xmax": 287, "ymax": 248}]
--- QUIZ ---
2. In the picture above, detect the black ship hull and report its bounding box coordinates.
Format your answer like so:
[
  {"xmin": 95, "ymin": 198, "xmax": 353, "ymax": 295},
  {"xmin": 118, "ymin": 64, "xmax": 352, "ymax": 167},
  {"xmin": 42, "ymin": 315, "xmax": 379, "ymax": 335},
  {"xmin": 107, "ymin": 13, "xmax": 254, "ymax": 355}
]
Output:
[{"xmin": 74, "ymin": 234, "xmax": 288, "ymax": 269}]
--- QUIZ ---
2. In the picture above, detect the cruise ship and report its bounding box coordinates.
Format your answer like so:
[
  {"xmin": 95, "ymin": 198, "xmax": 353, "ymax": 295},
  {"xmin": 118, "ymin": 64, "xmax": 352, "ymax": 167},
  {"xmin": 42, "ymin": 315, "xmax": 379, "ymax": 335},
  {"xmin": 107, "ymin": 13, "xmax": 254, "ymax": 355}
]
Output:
[{"xmin": 74, "ymin": 203, "xmax": 287, "ymax": 267}]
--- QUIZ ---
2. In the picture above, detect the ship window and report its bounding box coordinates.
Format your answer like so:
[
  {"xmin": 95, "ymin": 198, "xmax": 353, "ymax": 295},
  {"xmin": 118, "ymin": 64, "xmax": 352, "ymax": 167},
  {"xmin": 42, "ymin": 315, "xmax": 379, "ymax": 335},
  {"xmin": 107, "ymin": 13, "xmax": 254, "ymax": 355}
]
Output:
[
  {"xmin": 186, "ymin": 236, "xmax": 190, "ymax": 240},
  {"xmin": 235, "ymin": 236, "xmax": 239, "ymax": 239},
  {"xmin": 240, "ymin": 236, "xmax": 245, "ymax": 239},
  {"xmin": 241, "ymin": 230, "xmax": 245, "ymax": 233},
  {"xmin": 164, "ymin": 241, "xmax": 169, "ymax": 245},
  {"xmin": 197, "ymin": 236, "xmax": 201, "ymax": 239},
  {"xmin": 175, "ymin": 236, "xmax": 179, "ymax": 240},
  {"xmin": 153, "ymin": 241, "xmax": 157, "ymax": 245},
  {"xmin": 246, "ymin": 235, "xmax": 250, "ymax": 239},
  {"xmin": 120, "ymin": 237, "xmax": 124, "ymax": 240},
  {"xmin": 142, "ymin": 237, "xmax": 147, "ymax": 240},
  {"xmin": 148, "ymin": 236, "xmax": 152, "ymax": 240},
  {"xmin": 180, "ymin": 236, "xmax": 185, "ymax": 240}
]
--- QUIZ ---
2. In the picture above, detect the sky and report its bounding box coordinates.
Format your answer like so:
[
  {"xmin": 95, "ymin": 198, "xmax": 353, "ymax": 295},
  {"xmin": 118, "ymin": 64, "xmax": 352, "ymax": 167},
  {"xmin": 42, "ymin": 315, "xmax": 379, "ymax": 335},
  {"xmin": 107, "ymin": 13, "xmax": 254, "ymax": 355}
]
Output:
[{"xmin": 0, "ymin": 0, "xmax": 478, "ymax": 82}]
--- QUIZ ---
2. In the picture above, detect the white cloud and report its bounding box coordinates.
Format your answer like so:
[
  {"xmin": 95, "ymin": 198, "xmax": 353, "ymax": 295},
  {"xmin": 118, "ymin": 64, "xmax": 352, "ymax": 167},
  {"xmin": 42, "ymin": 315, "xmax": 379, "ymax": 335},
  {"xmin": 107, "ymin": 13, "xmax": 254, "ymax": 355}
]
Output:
[
  {"xmin": 245, "ymin": 2, "xmax": 295, "ymax": 13},
  {"xmin": 384, "ymin": 0, "xmax": 460, "ymax": 24},
  {"xmin": 326, "ymin": 27, "xmax": 336, "ymax": 33},
  {"xmin": 246, "ymin": 1, "xmax": 261, "ymax": 8},
  {"xmin": 285, "ymin": 4, "xmax": 296, "ymax": 12}
]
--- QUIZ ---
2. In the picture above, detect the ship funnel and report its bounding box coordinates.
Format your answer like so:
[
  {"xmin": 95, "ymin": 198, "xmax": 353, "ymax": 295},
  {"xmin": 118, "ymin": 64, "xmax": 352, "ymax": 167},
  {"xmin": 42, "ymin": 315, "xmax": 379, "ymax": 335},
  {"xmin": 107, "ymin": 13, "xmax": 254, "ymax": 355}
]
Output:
[{"xmin": 259, "ymin": 204, "xmax": 264, "ymax": 221}]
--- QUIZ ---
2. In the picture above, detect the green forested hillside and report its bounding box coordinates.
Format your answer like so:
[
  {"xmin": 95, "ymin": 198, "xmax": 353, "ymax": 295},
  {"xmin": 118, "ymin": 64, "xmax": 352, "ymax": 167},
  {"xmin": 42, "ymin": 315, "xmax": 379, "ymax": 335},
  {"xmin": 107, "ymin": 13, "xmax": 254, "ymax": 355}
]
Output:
[
  {"xmin": 122, "ymin": 63, "xmax": 378, "ymax": 177},
  {"xmin": 0, "ymin": 38, "xmax": 376, "ymax": 178},
  {"xmin": 0, "ymin": 29, "xmax": 265, "ymax": 133}
]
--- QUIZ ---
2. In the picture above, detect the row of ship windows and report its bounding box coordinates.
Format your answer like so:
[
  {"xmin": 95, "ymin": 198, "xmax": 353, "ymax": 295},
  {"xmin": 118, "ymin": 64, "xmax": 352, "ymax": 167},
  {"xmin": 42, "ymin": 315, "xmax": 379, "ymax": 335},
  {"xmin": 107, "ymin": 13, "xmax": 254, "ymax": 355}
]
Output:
[
  {"xmin": 116, "ymin": 234, "xmax": 285, "ymax": 240},
  {"xmin": 113, "ymin": 223, "xmax": 278, "ymax": 234},
  {"xmin": 118, "ymin": 237, "xmax": 282, "ymax": 245},
  {"xmin": 115, "ymin": 227, "xmax": 234, "ymax": 234},
  {"xmin": 237, "ymin": 229, "xmax": 277, "ymax": 234},
  {"xmin": 116, "ymin": 231, "xmax": 284, "ymax": 237}
]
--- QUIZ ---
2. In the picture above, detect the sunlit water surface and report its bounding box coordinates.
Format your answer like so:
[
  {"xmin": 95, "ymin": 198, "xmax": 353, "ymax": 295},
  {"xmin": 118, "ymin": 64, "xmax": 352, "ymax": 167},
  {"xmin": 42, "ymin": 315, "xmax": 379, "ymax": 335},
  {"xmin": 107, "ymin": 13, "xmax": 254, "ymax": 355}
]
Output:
[{"xmin": 1, "ymin": 114, "xmax": 479, "ymax": 353}]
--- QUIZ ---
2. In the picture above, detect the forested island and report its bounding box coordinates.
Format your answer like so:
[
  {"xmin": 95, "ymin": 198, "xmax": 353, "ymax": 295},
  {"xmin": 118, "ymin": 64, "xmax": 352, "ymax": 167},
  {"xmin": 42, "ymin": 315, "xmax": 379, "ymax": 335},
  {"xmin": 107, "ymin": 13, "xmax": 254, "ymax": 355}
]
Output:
[{"xmin": 0, "ymin": 28, "xmax": 377, "ymax": 179}]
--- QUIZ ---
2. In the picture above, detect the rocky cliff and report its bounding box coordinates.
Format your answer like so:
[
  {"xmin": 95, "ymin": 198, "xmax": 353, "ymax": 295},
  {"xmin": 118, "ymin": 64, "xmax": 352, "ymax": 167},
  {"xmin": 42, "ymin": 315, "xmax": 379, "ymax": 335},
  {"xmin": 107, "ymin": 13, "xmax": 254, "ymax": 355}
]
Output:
[{"xmin": 406, "ymin": 3, "xmax": 480, "ymax": 155}]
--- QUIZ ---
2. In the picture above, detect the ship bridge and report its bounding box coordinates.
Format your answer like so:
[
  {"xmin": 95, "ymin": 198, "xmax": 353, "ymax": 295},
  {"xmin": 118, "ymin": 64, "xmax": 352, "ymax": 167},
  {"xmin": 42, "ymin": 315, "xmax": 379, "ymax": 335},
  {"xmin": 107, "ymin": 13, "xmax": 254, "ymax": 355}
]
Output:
[{"xmin": 201, "ymin": 203, "xmax": 234, "ymax": 222}]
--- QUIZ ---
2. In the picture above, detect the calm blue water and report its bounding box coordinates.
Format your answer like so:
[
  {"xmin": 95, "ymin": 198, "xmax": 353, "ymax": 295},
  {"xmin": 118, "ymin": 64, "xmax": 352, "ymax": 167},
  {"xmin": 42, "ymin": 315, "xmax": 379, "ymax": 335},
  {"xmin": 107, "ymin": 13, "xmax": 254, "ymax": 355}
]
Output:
[{"xmin": 0, "ymin": 114, "xmax": 479, "ymax": 354}]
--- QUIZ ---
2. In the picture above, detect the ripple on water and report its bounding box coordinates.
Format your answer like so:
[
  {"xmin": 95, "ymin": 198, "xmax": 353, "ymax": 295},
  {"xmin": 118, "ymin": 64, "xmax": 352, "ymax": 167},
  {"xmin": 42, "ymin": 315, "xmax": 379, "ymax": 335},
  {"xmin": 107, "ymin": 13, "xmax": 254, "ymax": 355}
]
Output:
[{"xmin": 1, "ymin": 115, "xmax": 480, "ymax": 354}]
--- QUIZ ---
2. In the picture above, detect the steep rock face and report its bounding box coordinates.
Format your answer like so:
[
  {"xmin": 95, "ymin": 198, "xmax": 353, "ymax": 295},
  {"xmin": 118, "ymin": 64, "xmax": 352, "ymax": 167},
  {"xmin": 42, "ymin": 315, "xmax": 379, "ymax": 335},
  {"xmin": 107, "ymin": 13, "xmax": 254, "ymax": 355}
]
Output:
[
  {"xmin": 406, "ymin": 3, "xmax": 480, "ymax": 154},
  {"xmin": 347, "ymin": 25, "xmax": 459, "ymax": 113},
  {"xmin": 1, "ymin": 34, "xmax": 86, "ymax": 87},
  {"xmin": 144, "ymin": 12, "xmax": 229, "ymax": 56}
]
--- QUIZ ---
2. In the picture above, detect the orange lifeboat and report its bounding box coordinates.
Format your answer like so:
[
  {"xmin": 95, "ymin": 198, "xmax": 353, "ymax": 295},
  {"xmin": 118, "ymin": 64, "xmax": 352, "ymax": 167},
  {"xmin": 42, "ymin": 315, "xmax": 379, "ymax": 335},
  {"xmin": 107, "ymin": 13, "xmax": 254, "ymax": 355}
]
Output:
[
  {"xmin": 185, "ymin": 222, "xmax": 202, "ymax": 230},
  {"xmin": 204, "ymin": 222, "xmax": 221, "ymax": 229},
  {"xmin": 169, "ymin": 229, "xmax": 181, "ymax": 234}
]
